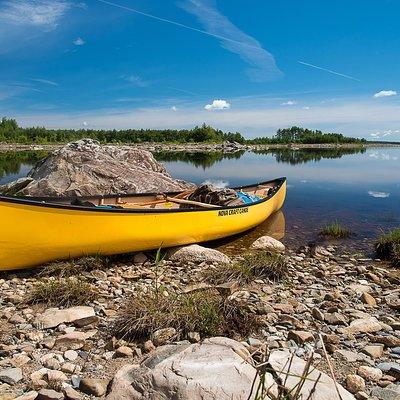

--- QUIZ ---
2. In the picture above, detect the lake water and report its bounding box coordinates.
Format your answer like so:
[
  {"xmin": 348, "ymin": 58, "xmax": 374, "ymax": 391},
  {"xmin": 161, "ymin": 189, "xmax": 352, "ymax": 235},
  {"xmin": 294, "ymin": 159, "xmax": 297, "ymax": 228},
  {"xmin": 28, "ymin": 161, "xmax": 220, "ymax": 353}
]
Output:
[{"xmin": 1, "ymin": 147, "xmax": 399, "ymax": 254}]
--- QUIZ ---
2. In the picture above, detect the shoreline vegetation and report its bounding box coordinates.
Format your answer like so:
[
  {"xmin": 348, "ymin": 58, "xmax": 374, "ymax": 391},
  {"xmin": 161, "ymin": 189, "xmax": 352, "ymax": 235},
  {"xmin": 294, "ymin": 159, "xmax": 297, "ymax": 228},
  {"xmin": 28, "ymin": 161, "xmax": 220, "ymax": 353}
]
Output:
[{"xmin": 1, "ymin": 117, "xmax": 399, "ymax": 151}]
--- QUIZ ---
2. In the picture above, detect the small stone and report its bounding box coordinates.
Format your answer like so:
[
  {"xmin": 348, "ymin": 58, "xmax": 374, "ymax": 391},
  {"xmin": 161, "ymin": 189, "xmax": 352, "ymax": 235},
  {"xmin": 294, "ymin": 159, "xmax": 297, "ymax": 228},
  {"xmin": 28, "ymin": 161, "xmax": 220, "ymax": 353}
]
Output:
[
  {"xmin": 342, "ymin": 317, "xmax": 382, "ymax": 334},
  {"xmin": 371, "ymin": 335, "xmax": 400, "ymax": 348},
  {"xmin": 346, "ymin": 374, "xmax": 365, "ymax": 394},
  {"xmin": 354, "ymin": 392, "xmax": 369, "ymax": 400},
  {"xmin": 63, "ymin": 386, "xmax": 81, "ymax": 400},
  {"xmin": 357, "ymin": 365, "xmax": 383, "ymax": 382},
  {"xmin": 61, "ymin": 363, "xmax": 76, "ymax": 374},
  {"xmin": 361, "ymin": 292, "xmax": 377, "ymax": 306},
  {"xmin": 152, "ymin": 327, "xmax": 177, "ymax": 346},
  {"xmin": 187, "ymin": 332, "xmax": 201, "ymax": 343},
  {"xmin": 34, "ymin": 306, "xmax": 95, "ymax": 329},
  {"xmin": 273, "ymin": 303, "xmax": 294, "ymax": 314},
  {"xmin": 133, "ymin": 252, "xmax": 148, "ymax": 263},
  {"xmin": 312, "ymin": 307, "xmax": 324, "ymax": 321},
  {"xmin": 0, "ymin": 367, "xmax": 23, "ymax": 384},
  {"xmin": 79, "ymin": 378, "xmax": 108, "ymax": 397},
  {"xmin": 47, "ymin": 370, "xmax": 68, "ymax": 384},
  {"xmin": 14, "ymin": 391, "xmax": 39, "ymax": 400},
  {"xmin": 143, "ymin": 340, "xmax": 155, "ymax": 352},
  {"xmin": 63, "ymin": 350, "xmax": 78, "ymax": 362},
  {"xmin": 42, "ymin": 358, "xmax": 60, "ymax": 370},
  {"xmin": 363, "ymin": 344, "xmax": 384, "ymax": 359},
  {"xmin": 335, "ymin": 350, "xmax": 359, "ymax": 363},
  {"xmin": 37, "ymin": 389, "xmax": 64, "ymax": 400},
  {"xmin": 215, "ymin": 281, "xmax": 239, "ymax": 296},
  {"xmin": 115, "ymin": 346, "xmax": 133, "ymax": 358},
  {"xmin": 288, "ymin": 330, "xmax": 314, "ymax": 345},
  {"xmin": 250, "ymin": 236, "xmax": 285, "ymax": 252},
  {"xmin": 377, "ymin": 362, "xmax": 400, "ymax": 375},
  {"xmin": 324, "ymin": 312, "xmax": 348, "ymax": 325},
  {"xmin": 371, "ymin": 385, "xmax": 400, "ymax": 400}
]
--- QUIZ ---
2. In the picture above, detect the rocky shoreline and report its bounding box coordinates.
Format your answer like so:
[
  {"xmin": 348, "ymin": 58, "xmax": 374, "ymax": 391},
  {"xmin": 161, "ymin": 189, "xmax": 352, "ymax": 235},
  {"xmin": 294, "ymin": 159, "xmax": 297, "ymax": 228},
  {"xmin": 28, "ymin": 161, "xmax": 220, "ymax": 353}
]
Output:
[
  {"xmin": 1, "ymin": 240, "xmax": 399, "ymax": 399},
  {"xmin": 1, "ymin": 141, "xmax": 399, "ymax": 153}
]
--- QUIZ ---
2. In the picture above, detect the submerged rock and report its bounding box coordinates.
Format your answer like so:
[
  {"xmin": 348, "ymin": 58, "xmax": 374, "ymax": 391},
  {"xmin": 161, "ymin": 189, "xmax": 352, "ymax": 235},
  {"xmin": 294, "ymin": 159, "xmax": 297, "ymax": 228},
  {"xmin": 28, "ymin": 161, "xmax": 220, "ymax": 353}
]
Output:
[{"xmin": 0, "ymin": 139, "xmax": 193, "ymax": 197}]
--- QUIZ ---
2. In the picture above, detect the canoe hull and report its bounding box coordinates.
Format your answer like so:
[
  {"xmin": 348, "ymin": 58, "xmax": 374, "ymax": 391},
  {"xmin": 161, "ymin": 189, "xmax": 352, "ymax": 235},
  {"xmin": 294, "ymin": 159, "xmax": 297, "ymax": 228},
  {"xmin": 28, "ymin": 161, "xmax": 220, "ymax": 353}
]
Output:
[{"xmin": 0, "ymin": 179, "xmax": 286, "ymax": 270}]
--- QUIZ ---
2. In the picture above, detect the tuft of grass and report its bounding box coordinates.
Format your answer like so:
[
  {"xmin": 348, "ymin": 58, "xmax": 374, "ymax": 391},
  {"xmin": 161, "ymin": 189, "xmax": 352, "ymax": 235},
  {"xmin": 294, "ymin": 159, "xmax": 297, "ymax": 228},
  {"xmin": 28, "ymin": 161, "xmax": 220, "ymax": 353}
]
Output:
[
  {"xmin": 112, "ymin": 288, "xmax": 259, "ymax": 340},
  {"xmin": 204, "ymin": 251, "xmax": 288, "ymax": 285},
  {"xmin": 37, "ymin": 255, "xmax": 110, "ymax": 278},
  {"xmin": 26, "ymin": 277, "xmax": 97, "ymax": 307},
  {"xmin": 375, "ymin": 228, "xmax": 400, "ymax": 263},
  {"xmin": 319, "ymin": 221, "xmax": 351, "ymax": 238}
]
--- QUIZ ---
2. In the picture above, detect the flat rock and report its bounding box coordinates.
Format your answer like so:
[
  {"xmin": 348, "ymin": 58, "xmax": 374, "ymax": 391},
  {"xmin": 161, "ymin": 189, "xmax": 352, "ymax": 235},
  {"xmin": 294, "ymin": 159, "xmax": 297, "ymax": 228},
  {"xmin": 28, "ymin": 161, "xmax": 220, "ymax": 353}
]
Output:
[
  {"xmin": 363, "ymin": 344, "xmax": 384, "ymax": 359},
  {"xmin": 342, "ymin": 317, "xmax": 383, "ymax": 334},
  {"xmin": 37, "ymin": 389, "xmax": 64, "ymax": 400},
  {"xmin": 167, "ymin": 244, "xmax": 231, "ymax": 264},
  {"xmin": 269, "ymin": 350, "xmax": 355, "ymax": 400},
  {"xmin": 250, "ymin": 236, "xmax": 285, "ymax": 252},
  {"xmin": 0, "ymin": 367, "xmax": 23, "ymax": 384},
  {"xmin": 106, "ymin": 337, "xmax": 277, "ymax": 400},
  {"xmin": 34, "ymin": 307, "xmax": 95, "ymax": 329},
  {"xmin": 53, "ymin": 331, "xmax": 96, "ymax": 351},
  {"xmin": 357, "ymin": 365, "xmax": 383, "ymax": 382},
  {"xmin": 371, "ymin": 384, "xmax": 400, "ymax": 400}
]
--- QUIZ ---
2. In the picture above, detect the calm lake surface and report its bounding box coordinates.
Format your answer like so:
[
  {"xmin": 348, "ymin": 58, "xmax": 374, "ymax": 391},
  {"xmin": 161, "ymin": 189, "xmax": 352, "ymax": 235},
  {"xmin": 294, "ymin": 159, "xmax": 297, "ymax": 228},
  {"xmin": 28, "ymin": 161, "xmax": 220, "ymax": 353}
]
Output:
[{"xmin": 1, "ymin": 147, "xmax": 399, "ymax": 254}]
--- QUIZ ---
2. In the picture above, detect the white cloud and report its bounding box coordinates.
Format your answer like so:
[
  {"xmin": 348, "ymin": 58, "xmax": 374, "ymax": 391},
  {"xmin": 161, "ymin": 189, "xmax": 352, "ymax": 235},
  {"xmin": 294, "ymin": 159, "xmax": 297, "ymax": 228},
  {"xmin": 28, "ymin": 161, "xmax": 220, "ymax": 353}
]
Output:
[
  {"xmin": 171, "ymin": 106, "xmax": 178, "ymax": 112},
  {"xmin": 0, "ymin": 0, "xmax": 70, "ymax": 29},
  {"xmin": 31, "ymin": 78, "xmax": 58, "ymax": 86},
  {"xmin": 178, "ymin": 0, "xmax": 282, "ymax": 82},
  {"xmin": 204, "ymin": 99, "xmax": 231, "ymax": 111},
  {"xmin": 281, "ymin": 100, "xmax": 297, "ymax": 106},
  {"xmin": 374, "ymin": 90, "xmax": 397, "ymax": 98},
  {"xmin": 82, "ymin": 121, "xmax": 88, "ymax": 127},
  {"xmin": 368, "ymin": 191, "xmax": 390, "ymax": 198},
  {"xmin": 302, "ymin": 106, "xmax": 310, "ymax": 110},
  {"xmin": 124, "ymin": 75, "xmax": 148, "ymax": 87},
  {"xmin": 73, "ymin": 37, "xmax": 85, "ymax": 46}
]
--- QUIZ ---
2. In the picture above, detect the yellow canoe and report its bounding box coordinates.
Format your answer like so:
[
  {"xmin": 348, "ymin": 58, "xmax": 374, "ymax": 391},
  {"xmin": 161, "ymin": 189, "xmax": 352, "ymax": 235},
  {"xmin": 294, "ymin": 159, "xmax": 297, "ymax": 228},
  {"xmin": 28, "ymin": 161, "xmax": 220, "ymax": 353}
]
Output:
[{"xmin": 0, "ymin": 177, "xmax": 286, "ymax": 271}]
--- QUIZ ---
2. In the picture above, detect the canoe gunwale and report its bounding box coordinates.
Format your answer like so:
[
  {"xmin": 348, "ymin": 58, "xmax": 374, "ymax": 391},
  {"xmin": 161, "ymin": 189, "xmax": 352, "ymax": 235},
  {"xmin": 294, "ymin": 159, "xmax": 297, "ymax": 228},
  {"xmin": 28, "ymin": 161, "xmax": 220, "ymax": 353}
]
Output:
[{"xmin": 0, "ymin": 177, "xmax": 286, "ymax": 214}]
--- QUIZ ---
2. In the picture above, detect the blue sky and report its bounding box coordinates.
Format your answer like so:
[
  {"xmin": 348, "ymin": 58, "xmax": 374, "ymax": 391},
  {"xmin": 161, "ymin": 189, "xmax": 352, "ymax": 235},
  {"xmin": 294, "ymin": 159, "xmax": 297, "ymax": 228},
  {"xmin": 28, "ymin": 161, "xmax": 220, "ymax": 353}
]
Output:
[{"xmin": 1, "ymin": 0, "xmax": 400, "ymax": 139}]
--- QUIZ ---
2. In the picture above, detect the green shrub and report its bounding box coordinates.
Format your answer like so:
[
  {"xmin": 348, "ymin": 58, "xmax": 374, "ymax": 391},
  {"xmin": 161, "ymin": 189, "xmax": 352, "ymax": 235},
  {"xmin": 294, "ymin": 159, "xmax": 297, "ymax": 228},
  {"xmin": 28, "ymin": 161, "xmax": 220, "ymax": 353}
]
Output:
[
  {"xmin": 112, "ymin": 288, "xmax": 259, "ymax": 340},
  {"xmin": 375, "ymin": 228, "xmax": 400, "ymax": 262},
  {"xmin": 26, "ymin": 277, "xmax": 96, "ymax": 307},
  {"xmin": 204, "ymin": 251, "xmax": 288, "ymax": 284},
  {"xmin": 37, "ymin": 255, "xmax": 110, "ymax": 278}
]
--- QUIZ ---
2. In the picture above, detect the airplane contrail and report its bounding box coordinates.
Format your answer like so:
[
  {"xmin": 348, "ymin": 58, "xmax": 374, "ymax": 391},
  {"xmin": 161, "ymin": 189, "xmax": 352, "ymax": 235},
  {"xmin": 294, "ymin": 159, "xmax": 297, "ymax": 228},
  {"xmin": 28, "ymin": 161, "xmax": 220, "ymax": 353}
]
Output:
[
  {"xmin": 94, "ymin": 0, "xmax": 361, "ymax": 83},
  {"xmin": 297, "ymin": 60, "xmax": 361, "ymax": 82},
  {"xmin": 94, "ymin": 0, "xmax": 261, "ymax": 50}
]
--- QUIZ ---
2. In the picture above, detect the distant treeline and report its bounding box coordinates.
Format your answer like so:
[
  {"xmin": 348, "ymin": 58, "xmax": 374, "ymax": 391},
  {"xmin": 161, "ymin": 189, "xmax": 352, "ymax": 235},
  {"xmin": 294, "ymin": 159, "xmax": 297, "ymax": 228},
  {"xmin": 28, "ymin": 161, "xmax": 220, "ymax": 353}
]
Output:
[
  {"xmin": 248, "ymin": 126, "xmax": 367, "ymax": 144},
  {"xmin": 0, "ymin": 117, "xmax": 366, "ymax": 145}
]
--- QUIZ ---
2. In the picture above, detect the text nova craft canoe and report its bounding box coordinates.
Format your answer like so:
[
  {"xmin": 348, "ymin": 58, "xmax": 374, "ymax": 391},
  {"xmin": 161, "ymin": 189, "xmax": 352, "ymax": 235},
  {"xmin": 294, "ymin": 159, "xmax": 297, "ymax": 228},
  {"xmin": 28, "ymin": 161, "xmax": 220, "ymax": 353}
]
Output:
[{"xmin": 0, "ymin": 177, "xmax": 286, "ymax": 270}]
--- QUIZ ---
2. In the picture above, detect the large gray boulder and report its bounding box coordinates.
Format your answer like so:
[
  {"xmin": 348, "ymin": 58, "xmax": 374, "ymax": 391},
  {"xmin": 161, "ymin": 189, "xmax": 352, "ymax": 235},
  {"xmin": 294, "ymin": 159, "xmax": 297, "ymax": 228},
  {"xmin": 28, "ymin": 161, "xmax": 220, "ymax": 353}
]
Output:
[
  {"xmin": 106, "ymin": 337, "xmax": 277, "ymax": 400},
  {"xmin": 0, "ymin": 139, "xmax": 193, "ymax": 197}
]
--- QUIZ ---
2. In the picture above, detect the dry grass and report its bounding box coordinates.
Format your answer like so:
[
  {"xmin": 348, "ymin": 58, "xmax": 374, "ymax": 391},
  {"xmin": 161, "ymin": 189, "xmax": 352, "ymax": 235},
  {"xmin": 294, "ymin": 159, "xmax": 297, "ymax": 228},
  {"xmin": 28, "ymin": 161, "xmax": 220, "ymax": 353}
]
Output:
[
  {"xmin": 37, "ymin": 255, "xmax": 110, "ymax": 278},
  {"xmin": 26, "ymin": 277, "xmax": 97, "ymax": 307},
  {"xmin": 204, "ymin": 251, "xmax": 288, "ymax": 285},
  {"xmin": 112, "ymin": 288, "xmax": 259, "ymax": 340},
  {"xmin": 375, "ymin": 228, "xmax": 400, "ymax": 266},
  {"xmin": 319, "ymin": 222, "xmax": 351, "ymax": 239}
]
